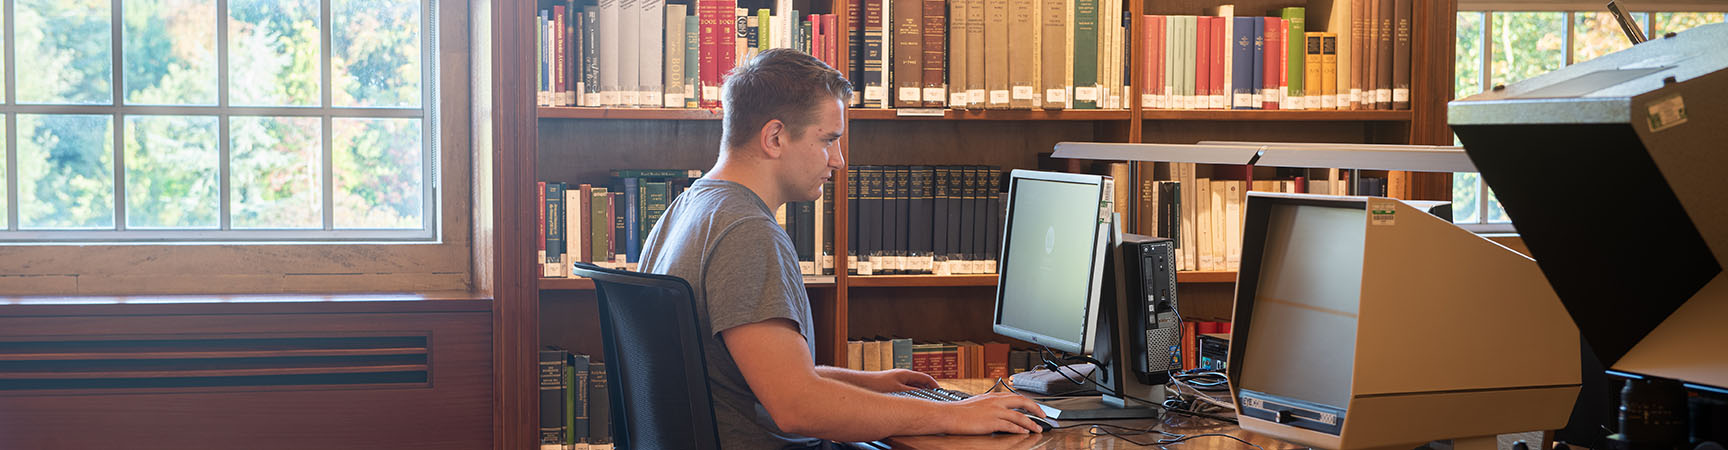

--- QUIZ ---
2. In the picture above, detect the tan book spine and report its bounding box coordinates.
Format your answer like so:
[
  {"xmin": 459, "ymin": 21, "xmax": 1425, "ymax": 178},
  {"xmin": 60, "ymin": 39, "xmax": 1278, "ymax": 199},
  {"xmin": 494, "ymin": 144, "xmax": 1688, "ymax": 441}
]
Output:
[
  {"xmin": 1179, "ymin": 163, "xmax": 1197, "ymax": 271},
  {"xmin": 1008, "ymin": 0, "xmax": 1037, "ymax": 109},
  {"xmin": 1209, "ymin": 179, "xmax": 1226, "ymax": 273},
  {"xmin": 965, "ymin": 0, "xmax": 986, "ymax": 107},
  {"xmin": 922, "ymin": 0, "xmax": 947, "ymax": 106},
  {"xmin": 1195, "ymin": 177, "xmax": 1213, "ymax": 271},
  {"xmin": 949, "ymin": 0, "xmax": 968, "ymax": 108},
  {"xmin": 1375, "ymin": 0, "xmax": 1393, "ymax": 109},
  {"xmin": 1224, "ymin": 181, "xmax": 1242, "ymax": 270},
  {"xmin": 984, "ymin": 0, "xmax": 1010, "ymax": 109},
  {"xmin": 1350, "ymin": 0, "xmax": 1365, "ymax": 109},
  {"xmin": 1039, "ymin": 0, "xmax": 1066, "ymax": 109},
  {"xmin": 894, "ymin": 0, "xmax": 923, "ymax": 107}
]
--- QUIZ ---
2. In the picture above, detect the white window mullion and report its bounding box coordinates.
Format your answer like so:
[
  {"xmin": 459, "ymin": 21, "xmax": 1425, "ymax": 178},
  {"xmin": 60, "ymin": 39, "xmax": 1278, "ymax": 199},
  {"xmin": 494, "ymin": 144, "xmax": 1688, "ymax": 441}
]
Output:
[
  {"xmin": 320, "ymin": 0, "xmax": 334, "ymax": 231},
  {"xmin": 217, "ymin": 0, "xmax": 231, "ymax": 231},
  {"xmin": 421, "ymin": 0, "xmax": 437, "ymax": 236},
  {"xmin": 111, "ymin": 0, "xmax": 127, "ymax": 231},
  {"xmin": 4, "ymin": 0, "xmax": 15, "ymax": 231}
]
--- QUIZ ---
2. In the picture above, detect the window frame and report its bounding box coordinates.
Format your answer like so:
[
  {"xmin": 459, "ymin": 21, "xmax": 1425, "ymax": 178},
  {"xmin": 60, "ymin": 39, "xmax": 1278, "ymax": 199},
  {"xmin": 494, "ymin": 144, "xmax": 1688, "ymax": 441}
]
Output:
[
  {"xmin": 1452, "ymin": 3, "xmax": 1725, "ymax": 233},
  {"xmin": 0, "ymin": 0, "xmax": 440, "ymax": 243}
]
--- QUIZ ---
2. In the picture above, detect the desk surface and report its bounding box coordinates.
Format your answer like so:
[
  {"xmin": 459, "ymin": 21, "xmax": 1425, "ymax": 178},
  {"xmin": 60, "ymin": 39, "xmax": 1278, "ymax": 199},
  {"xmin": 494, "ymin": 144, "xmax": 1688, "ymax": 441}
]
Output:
[{"xmin": 884, "ymin": 379, "xmax": 1308, "ymax": 450}]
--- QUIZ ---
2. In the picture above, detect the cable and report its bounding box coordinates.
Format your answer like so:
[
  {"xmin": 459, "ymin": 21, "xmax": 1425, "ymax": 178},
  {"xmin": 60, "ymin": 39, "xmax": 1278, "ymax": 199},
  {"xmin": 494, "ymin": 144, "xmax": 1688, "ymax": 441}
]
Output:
[{"xmin": 1063, "ymin": 424, "xmax": 1265, "ymax": 449}]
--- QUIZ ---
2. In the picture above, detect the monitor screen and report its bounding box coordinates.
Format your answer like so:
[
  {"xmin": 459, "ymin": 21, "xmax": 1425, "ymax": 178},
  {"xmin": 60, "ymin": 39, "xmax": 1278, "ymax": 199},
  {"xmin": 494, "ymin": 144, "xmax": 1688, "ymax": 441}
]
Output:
[
  {"xmin": 1238, "ymin": 203, "xmax": 1367, "ymax": 410},
  {"xmin": 994, "ymin": 173, "xmax": 1109, "ymax": 354}
]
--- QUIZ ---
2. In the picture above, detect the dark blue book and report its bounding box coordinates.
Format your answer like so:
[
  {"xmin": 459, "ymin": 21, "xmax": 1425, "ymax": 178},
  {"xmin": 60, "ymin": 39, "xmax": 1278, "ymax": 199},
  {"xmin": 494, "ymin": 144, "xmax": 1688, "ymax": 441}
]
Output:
[
  {"xmin": 622, "ymin": 177, "xmax": 640, "ymax": 263},
  {"xmin": 539, "ymin": 349, "xmax": 567, "ymax": 445},
  {"xmin": 545, "ymin": 182, "xmax": 566, "ymax": 277},
  {"xmin": 932, "ymin": 167, "xmax": 950, "ymax": 272},
  {"xmin": 1232, "ymin": 17, "xmax": 1257, "ymax": 109},
  {"xmin": 569, "ymin": 353, "xmax": 591, "ymax": 446}
]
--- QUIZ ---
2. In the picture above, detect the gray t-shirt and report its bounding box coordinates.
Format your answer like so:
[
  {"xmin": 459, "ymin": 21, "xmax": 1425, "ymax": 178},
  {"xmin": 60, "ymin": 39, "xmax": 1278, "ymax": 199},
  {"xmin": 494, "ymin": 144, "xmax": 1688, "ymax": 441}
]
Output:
[{"xmin": 638, "ymin": 178, "xmax": 820, "ymax": 450}]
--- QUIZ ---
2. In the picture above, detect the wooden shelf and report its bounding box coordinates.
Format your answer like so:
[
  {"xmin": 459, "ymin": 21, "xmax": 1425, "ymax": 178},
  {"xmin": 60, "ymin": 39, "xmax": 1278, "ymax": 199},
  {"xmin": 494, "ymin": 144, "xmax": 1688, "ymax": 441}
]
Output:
[
  {"xmin": 539, "ymin": 275, "xmax": 837, "ymax": 291},
  {"xmin": 848, "ymin": 274, "xmax": 999, "ymax": 287},
  {"xmin": 847, "ymin": 271, "xmax": 1236, "ymax": 288},
  {"xmin": 1140, "ymin": 109, "xmax": 1413, "ymax": 122},
  {"xmin": 848, "ymin": 108, "xmax": 1131, "ymax": 121},
  {"xmin": 537, "ymin": 107, "xmax": 722, "ymax": 120},
  {"xmin": 536, "ymin": 107, "xmax": 1408, "ymax": 122}
]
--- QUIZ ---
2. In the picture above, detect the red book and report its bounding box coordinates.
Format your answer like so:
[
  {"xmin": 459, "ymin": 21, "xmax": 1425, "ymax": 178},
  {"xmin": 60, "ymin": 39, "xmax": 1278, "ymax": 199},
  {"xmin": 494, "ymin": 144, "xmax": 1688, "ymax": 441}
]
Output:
[
  {"xmin": 1262, "ymin": 18, "xmax": 1280, "ymax": 110},
  {"xmin": 942, "ymin": 345, "xmax": 959, "ymax": 379},
  {"xmin": 826, "ymin": 14, "xmax": 841, "ymax": 69},
  {"xmin": 985, "ymin": 342, "xmax": 1010, "ymax": 379},
  {"xmin": 1219, "ymin": 322, "xmax": 1232, "ymax": 334},
  {"xmin": 1196, "ymin": 17, "xmax": 1210, "ymax": 109},
  {"xmin": 717, "ymin": 0, "xmax": 737, "ymax": 94},
  {"xmin": 699, "ymin": 0, "xmax": 720, "ymax": 107},
  {"xmin": 1210, "ymin": 17, "xmax": 1225, "ymax": 109},
  {"xmin": 1293, "ymin": 176, "xmax": 1307, "ymax": 193},
  {"xmin": 1198, "ymin": 321, "xmax": 1221, "ymax": 334}
]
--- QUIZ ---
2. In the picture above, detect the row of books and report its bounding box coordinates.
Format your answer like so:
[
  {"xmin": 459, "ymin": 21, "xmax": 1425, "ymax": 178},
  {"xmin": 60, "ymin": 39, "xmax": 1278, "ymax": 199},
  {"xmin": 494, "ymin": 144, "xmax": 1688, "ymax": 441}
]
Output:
[
  {"xmin": 539, "ymin": 170, "xmax": 840, "ymax": 278},
  {"xmin": 845, "ymin": 339, "xmax": 1046, "ymax": 379},
  {"xmin": 539, "ymin": 350, "xmax": 612, "ymax": 450},
  {"xmin": 1116, "ymin": 162, "xmax": 1387, "ymax": 272},
  {"xmin": 538, "ymin": 170, "xmax": 703, "ymax": 277},
  {"xmin": 1179, "ymin": 321, "xmax": 1231, "ymax": 372},
  {"xmin": 1135, "ymin": 2, "xmax": 1410, "ymax": 110},
  {"xmin": 860, "ymin": 0, "xmax": 1134, "ymax": 109},
  {"xmin": 535, "ymin": 0, "xmax": 847, "ymax": 107},
  {"xmin": 848, "ymin": 165, "xmax": 1003, "ymax": 276}
]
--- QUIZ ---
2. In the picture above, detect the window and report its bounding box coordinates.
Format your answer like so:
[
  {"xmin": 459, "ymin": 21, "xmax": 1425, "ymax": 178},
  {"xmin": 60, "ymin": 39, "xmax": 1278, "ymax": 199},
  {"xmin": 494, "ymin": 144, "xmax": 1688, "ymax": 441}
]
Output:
[
  {"xmin": 1452, "ymin": 5, "xmax": 1723, "ymax": 230},
  {"xmin": 0, "ymin": 0, "xmax": 436, "ymax": 242}
]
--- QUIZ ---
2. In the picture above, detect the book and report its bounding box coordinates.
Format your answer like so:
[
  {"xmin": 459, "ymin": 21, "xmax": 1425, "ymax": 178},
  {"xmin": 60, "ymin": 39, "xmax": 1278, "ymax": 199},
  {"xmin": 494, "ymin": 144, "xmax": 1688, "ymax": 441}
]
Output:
[
  {"xmin": 948, "ymin": 0, "xmax": 969, "ymax": 108},
  {"xmin": 984, "ymin": 0, "xmax": 1010, "ymax": 109},
  {"xmin": 984, "ymin": 342, "xmax": 1010, "ymax": 378},
  {"xmin": 1231, "ymin": 17, "xmax": 1254, "ymax": 109},
  {"xmin": 1007, "ymin": 0, "xmax": 1036, "ymax": 109},
  {"xmin": 921, "ymin": 0, "xmax": 947, "ymax": 107},
  {"xmin": 1375, "ymin": 0, "xmax": 1392, "ymax": 109},
  {"xmin": 1281, "ymin": 7, "xmax": 1305, "ymax": 110},
  {"xmin": 641, "ymin": 0, "xmax": 665, "ymax": 107},
  {"xmin": 863, "ymin": 0, "xmax": 888, "ymax": 107},
  {"xmin": 863, "ymin": 339, "xmax": 883, "ymax": 371},
  {"xmin": 665, "ymin": 4, "xmax": 687, "ymax": 107},
  {"xmin": 569, "ymin": 353, "xmax": 591, "ymax": 446},
  {"xmin": 1305, "ymin": 32, "xmax": 1322, "ymax": 110},
  {"xmin": 592, "ymin": 187, "xmax": 611, "ymax": 263},
  {"xmin": 892, "ymin": 338, "xmax": 914, "ymax": 369},
  {"xmin": 1039, "ymin": 0, "xmax": 1066, "ymax": 109},
  {"xmin": 545, "ymin": 182, "xmax": 566, "ymax": 278},
  {"xmin": 1259, "ymin": 17, "xmax": 1273, "ymax": 109},
  {"xmin": 588, "ymin": 362, "xmax": 612, "ymax": 449},
  {"xmin": 1392, "ymin": 0, "xmax": 1410, "ymax": 110},
  {"xmin": 1069, "ymin": 0, "xmax": 1096, "ymax": 109},
  {"xmin": 1322, "ymin": 33, "xmax": 1338, "ymax": 109},
  {"xmin": 575, "ymin": 184, "xmax": 591, "ymax": 264},
  {"xmin": 540, "ymin": 350, "xmax": 567, "ymax": 448},
  {"xmin": 893, "ymin": 0, "xmax": 923, "ymax": 107},
  {"xmin": 965, "ymin": 0, "xmax": 986, "ymax": 107}
]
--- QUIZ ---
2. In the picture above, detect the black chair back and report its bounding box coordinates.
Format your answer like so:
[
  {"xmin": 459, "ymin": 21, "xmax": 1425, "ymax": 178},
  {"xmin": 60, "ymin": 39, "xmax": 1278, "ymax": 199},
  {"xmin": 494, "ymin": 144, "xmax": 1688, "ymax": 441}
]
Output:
[{"xmin": 571, "ymin": 262, "xmax": 722, "ymax": 450}]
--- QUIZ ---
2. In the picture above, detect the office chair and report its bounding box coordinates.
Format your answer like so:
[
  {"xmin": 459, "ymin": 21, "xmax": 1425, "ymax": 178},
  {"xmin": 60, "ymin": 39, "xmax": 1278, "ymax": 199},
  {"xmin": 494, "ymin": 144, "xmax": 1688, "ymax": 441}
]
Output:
[{"xmin": 571, "ymin": 262, "xmax": 721, "ymax": 450}]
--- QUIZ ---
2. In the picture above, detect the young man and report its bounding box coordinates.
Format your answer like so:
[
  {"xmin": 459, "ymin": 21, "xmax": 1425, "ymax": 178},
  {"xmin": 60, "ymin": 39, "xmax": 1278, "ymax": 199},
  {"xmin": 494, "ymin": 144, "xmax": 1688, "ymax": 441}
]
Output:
[{"xmin": 639, "ymin": 49, "xmax": 1047, "ymax": 448}]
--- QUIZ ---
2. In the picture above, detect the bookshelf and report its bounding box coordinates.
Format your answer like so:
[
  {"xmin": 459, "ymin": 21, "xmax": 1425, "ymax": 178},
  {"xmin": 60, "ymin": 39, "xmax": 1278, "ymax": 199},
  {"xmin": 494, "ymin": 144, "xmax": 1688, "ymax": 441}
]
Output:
[{"xmin": 487, "ymin": 0, "xmax": 1456, "ymax": 444}]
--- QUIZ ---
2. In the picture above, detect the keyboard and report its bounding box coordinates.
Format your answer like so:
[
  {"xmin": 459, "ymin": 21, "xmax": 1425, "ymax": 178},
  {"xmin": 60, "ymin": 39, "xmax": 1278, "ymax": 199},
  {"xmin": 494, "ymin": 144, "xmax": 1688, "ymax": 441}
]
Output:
[{"xmin": 888, "ymin": 387, "xmax": 973, "ymax": 402}]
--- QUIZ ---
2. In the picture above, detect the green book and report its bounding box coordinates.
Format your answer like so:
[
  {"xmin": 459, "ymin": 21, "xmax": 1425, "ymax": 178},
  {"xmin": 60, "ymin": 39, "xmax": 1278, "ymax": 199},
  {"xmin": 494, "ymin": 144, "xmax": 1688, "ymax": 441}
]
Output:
[
  {"xmin": 1282, "ymin": 7, "xmax": 1305, "ymax": 109},
  {"xmin": 758, "ymin": 9, "xmax": 772, "ymax": 51},
  {"xmin": 685, "ymin": 15, "xmax": 699, "ymax": 108},
  {"xmin": 1072, "ymin": 0, "xmax": 1098, "ymax": 109},
  {"xmin": 642, "ymin": 181, "xmax": 670, "ymax": 243},
  {"xmin": 591, "ymin": 187, "xmax": 610, "ymax": 263}
]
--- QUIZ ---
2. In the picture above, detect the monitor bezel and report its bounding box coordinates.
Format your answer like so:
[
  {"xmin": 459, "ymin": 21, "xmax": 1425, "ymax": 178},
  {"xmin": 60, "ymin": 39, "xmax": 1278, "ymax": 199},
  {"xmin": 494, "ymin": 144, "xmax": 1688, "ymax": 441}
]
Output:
[{"xmin": 991, "ymin": 169, "xmax": 1113, "ymax": 355}]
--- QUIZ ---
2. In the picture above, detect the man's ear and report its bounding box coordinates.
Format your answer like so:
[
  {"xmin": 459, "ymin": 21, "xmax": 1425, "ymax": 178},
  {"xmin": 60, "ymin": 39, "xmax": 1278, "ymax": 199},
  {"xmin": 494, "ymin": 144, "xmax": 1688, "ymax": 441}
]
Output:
[{"xmin": 759, "ymin": 119, "xmax": 786, "ymax": 159}]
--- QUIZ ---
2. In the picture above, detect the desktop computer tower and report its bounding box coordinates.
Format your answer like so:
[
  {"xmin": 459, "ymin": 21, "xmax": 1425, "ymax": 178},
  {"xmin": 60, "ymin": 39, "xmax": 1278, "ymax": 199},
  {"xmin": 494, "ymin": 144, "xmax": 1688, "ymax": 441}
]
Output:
[{"xmin": 1114, "ymin": 234, "xmax": 1182, "ymax": 386}]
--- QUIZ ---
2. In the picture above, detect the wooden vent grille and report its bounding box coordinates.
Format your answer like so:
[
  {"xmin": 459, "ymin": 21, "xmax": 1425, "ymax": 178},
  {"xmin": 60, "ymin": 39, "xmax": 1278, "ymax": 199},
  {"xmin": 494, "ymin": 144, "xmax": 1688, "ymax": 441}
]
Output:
[{"xmin": 0, "ymin": 336, "xmax": 429, "ymax": 391}]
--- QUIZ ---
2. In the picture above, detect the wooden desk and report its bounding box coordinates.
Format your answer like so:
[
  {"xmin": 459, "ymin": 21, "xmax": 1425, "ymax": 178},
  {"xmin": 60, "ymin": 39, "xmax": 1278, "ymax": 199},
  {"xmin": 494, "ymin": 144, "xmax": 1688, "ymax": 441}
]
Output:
[{"xmin": 884, "ymin": 379, "xmax": 1308, "ymax": 450}]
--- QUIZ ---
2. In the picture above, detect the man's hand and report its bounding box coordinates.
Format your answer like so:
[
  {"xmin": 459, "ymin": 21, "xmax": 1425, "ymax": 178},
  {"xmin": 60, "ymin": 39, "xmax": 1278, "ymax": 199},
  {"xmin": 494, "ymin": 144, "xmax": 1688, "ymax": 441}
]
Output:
[
  {"xmin": 856, "ymin": 369, "xmax": 940, "ymax": 393},
  {"xmin": 934, "ymin": 392, "xmax": 1048, "ymax": 435}
]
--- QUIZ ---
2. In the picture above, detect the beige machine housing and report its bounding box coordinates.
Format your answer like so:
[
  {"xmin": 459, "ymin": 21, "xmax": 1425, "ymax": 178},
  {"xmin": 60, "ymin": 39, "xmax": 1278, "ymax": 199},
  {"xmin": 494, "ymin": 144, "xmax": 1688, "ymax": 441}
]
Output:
[{"xmin": 1227, "ymin": 193, "xmax": 1581, "ymax": 450}]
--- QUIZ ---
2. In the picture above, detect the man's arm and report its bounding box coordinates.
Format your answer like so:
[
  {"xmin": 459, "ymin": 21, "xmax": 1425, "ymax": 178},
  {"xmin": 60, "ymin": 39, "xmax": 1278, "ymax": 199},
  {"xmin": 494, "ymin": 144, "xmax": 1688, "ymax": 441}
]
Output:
[
  {"xmin": 815, "ymin": 366, "xmax": 938, "ymax": 393},
  {"xmin": 722, "ymin": 318, "xmax": 1046, "ymax": 441}
]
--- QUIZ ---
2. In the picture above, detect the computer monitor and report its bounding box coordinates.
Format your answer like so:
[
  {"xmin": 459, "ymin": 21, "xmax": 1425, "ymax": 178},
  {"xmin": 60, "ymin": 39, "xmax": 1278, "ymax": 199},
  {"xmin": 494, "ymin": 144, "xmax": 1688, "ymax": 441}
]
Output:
[
  {"xmin": 1229, "ymin": 193, "xmax": 1582, "ymax": 450},
  {"xmin": 992, "ymin": 169, "xmax": 1166, "ymax": 420}
]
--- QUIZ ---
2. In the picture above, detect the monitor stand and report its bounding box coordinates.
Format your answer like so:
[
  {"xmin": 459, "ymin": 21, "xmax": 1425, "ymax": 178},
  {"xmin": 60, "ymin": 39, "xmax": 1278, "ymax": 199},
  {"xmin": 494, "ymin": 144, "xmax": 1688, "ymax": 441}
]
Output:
[{"xmin": 1029, "ymin": 380, "xmax": 1168, "ymax": 420}]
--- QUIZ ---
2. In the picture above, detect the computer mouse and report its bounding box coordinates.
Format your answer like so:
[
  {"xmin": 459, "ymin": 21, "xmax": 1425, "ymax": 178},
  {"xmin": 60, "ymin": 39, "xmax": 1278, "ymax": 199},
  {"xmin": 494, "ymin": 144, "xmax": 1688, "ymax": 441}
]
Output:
[{"xmin": 1024, "ymin": 413, "xmax": 1057, "ymax": 432}]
